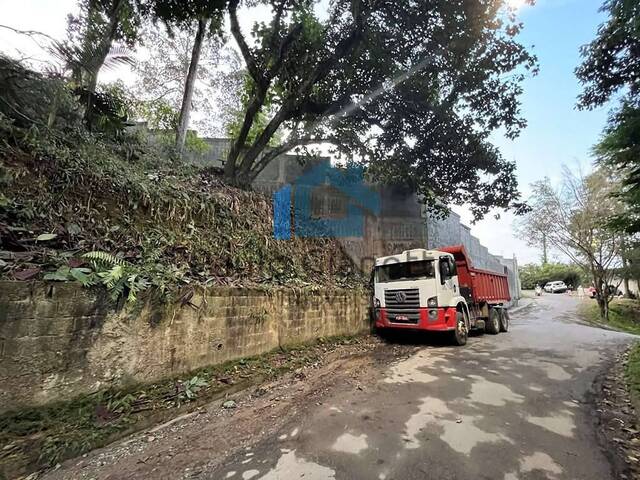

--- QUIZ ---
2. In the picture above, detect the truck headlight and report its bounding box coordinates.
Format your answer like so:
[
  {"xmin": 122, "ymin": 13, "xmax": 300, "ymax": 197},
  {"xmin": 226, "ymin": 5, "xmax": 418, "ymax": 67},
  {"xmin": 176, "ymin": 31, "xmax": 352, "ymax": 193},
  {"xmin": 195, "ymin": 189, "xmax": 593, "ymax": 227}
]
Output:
[
  {"xmin": 427, "ymin": 296, "xmax": 438, "ymax": 308},
  {"xmin": 374, "ymin": 298, "xmax": 381, "ymax": 308}
]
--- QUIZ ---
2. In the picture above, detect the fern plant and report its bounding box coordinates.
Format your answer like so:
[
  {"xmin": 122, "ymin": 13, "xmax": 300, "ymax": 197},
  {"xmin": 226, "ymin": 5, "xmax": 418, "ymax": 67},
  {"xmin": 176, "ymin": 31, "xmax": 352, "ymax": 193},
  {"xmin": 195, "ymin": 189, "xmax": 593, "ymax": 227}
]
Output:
[
  {"xmin": 43, "ymin": 266, "xmax": 96, "ymax": 286},
  {"xmin": 83, "ymin": 251, "xmax": 149, "ymax": 303}
]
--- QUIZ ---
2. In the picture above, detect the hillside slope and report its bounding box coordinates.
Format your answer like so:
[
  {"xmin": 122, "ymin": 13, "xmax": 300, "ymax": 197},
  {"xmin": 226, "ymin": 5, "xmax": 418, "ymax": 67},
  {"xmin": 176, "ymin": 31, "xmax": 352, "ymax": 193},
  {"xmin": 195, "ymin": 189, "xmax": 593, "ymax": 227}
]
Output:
[{"xmin": 0, "ymin": 120, "xmax": 365, "ymax": 298}]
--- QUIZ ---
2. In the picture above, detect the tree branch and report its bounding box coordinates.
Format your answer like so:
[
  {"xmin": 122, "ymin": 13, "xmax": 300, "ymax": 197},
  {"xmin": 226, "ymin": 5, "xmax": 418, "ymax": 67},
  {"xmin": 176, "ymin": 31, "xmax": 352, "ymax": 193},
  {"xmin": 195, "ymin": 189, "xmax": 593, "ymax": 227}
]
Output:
[
  {"xmin": 228, "ymin": 0, "xmax": 263, "ymax": 86},
  {"xmin": 247, "ymin": 136, "xmax": 334, "ymax": 183},
  {"xmin": 238, "ymin": 6, "xmax": 367, "ymax": 178}
]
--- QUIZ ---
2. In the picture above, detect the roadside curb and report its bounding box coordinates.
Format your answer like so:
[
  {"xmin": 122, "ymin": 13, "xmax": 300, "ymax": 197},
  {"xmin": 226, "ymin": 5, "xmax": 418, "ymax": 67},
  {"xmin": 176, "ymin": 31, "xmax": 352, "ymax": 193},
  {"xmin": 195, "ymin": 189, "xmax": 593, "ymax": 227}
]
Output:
[{"xmin": 510, "ymin": 298, "xmax": 534, "ymax": 315}]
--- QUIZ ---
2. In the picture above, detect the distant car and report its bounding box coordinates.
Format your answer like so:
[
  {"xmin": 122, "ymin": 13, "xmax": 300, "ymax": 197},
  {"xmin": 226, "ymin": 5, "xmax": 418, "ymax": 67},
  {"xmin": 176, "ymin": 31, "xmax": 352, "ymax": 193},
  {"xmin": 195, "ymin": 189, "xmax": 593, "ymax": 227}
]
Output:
[
  {"xmin": 544, "ymin": 281, "xmax": 567, "ymax": 293},
  {"xmin": 585, "ymin": 285, "xmax": 621, "ymax": 298}
]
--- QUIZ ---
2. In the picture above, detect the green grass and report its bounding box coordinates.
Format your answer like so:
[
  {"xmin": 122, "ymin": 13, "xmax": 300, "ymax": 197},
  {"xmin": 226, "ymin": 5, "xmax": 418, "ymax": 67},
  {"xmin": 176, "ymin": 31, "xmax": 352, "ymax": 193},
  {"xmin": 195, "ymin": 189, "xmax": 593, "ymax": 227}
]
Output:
[
  {"xmin": 579, "ymin": 298, "xmax": 640, "ymax": 335},
  {"xmin": 626, "ymin": 343, "xmax": 640, "ymax": 408}
]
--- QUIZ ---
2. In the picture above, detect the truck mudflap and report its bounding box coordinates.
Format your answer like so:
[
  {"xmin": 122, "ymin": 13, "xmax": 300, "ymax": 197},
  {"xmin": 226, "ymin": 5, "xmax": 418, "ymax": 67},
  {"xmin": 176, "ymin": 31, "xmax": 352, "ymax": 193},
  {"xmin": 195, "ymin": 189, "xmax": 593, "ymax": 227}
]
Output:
[{"xmin": 375, "ymin": 307, "xmax": 458, "ymax": 331}]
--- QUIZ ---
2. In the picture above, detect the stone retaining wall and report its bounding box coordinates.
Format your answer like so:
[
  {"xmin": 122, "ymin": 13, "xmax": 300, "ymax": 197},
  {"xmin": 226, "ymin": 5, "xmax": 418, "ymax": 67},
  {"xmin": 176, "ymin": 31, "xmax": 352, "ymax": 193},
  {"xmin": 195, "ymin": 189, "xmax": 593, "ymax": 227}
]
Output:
[{"xmin": 0, "ymin": 282, "xmax": 370, "ymax": 413}]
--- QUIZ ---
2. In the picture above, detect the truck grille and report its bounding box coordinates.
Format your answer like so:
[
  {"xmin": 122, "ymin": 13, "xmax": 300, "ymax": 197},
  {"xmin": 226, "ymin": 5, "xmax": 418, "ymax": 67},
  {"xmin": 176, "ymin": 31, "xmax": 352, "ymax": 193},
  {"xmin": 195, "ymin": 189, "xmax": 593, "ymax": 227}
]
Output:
[{"xmin": 384, "ymin": 288, "xmax": 420, "ymax": 324}]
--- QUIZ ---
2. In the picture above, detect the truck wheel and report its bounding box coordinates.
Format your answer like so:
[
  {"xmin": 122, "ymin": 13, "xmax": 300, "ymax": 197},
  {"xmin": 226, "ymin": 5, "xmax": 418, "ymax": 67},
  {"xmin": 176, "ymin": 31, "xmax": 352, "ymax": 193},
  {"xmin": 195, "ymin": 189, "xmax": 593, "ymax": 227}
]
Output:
[
  {"xmin": 499, "ymin": 309, "xmax": 510, "ymax": 332},
  {"xmin": 452, "ymin": 312, "xmax": 468, "ymax": 346},
  {"xmin": 486, "ymin": 308, "xmax": 500, "ymax": 335}
]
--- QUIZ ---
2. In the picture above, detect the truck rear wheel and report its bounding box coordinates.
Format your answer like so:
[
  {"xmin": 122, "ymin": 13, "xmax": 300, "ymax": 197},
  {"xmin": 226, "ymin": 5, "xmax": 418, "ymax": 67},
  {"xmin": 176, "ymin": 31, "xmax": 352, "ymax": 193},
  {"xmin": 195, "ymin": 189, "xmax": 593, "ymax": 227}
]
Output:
[
  {"xmin": 499, "ymin": 309, "xmax": 509, "ymax": 332},
  {"xmin": 486, "ymin": 308, "xmax": 500, "ymax": 335},
  {"xmin": 452, "ymin": 312, "xmax": 468, "ymax": 346}
]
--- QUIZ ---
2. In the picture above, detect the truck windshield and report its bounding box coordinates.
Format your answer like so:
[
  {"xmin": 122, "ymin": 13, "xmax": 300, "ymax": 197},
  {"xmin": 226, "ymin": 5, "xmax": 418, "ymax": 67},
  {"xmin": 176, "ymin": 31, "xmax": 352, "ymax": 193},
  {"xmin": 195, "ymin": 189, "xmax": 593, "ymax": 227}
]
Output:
[{"xmin": 376, "ymin": 260, "xmax": 435, "ymax": 282}]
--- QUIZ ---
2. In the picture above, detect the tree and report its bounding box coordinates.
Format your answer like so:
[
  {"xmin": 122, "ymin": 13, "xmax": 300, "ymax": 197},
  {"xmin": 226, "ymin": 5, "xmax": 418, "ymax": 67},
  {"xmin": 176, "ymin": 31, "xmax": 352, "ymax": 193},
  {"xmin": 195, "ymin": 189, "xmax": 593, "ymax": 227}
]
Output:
[
  {"xmin": 222, "ymin": 0, "xmax": 536, "ymax": 219},
  {"xmin": 62, "ymin": 0, "xmax": 141, "ymax": 119},
  {"xmin": 593, "ymin": 100, "xmax": 640, "ymax": 233},
  {"xmin": 131, "ymin": 22, "xmax": 228, "ymax": 136},
  {"xmin": 518, "ymin": 168, "xmax": 624, "ymax": 320},
  {"xmin": 577, "ymin": 0, "xmax": 640, "ymax": 232},
  {"xmin": 142, "ymin": 0, "xmax": 227, "ymax": 153},
  {"xmin": 576, "ymin": 0, "xmax": 639, "ymax": 109}
]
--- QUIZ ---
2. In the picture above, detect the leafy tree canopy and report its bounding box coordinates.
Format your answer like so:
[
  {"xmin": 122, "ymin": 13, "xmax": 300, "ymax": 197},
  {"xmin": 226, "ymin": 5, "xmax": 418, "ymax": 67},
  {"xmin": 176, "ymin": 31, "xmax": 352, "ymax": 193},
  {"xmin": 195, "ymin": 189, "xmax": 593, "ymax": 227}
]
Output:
[
  {"xmin": 594, "ymin": 100, "xmax": 640, "ymax": 233},
  {"xmin": 577, "ymin": 0, "xmax": 640, "ymax": 233},
  {"xmin": 576, "ymin": 0, "xmax": 640, "ymax": 109},
  {"xmin": 140, "ymin": 0, "xmax": 227, "ymax": 33},
  {"xmin": 222, "ymin": 0, "xmax": 537, "ymax": 220}
]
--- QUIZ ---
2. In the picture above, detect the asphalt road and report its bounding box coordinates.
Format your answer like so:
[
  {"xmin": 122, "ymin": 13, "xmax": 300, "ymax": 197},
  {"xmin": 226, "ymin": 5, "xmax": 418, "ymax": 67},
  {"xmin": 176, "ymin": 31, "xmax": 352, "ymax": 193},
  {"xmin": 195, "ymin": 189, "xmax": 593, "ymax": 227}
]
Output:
[{"xmin": 208, "ymin": 294, "xmax": 635, "ymax": 480}]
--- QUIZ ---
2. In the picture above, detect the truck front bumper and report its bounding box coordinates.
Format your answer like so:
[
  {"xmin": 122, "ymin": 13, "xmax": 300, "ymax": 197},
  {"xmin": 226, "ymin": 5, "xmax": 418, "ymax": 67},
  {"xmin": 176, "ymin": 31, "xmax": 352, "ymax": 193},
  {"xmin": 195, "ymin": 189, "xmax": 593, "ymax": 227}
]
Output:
[{"xmin": 375, "ymin": 307, "xmax": 458, "ymax": 331}]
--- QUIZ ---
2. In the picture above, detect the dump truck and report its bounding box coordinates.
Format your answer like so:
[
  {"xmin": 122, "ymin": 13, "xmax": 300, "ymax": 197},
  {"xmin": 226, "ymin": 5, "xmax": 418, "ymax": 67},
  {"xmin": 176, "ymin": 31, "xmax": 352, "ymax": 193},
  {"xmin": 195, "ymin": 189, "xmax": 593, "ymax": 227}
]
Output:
[{"xmin": 372, "ymin": 245, "xmax": 511, "ymax": 346}]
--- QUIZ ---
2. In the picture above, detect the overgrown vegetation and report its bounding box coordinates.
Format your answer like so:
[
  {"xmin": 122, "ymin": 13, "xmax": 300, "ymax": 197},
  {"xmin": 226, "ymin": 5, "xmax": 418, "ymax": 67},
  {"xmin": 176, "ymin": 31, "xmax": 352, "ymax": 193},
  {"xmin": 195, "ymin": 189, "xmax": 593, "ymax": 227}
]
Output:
[
  {"xmin": 625, "ymin": 343, "xmax": 640, "ymax": 409},
  {"xmin": 0, "ymin": 55, "xmax": 365, "ymax": 301},
  {"xmin": 580, "ymin": 298, "xmax": 640, "ymax": 335},
  {"xmin": 0, "ymin": 335, "xmax": 370, "ymax": 477}
]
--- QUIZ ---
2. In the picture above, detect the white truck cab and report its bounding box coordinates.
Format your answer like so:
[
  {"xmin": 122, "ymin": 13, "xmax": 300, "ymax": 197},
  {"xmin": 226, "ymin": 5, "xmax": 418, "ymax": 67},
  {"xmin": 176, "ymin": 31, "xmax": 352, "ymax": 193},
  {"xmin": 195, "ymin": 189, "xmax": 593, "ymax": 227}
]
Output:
[{"xmin": 372, "ymin": 249, "xmax": 470, "ymax": 343}]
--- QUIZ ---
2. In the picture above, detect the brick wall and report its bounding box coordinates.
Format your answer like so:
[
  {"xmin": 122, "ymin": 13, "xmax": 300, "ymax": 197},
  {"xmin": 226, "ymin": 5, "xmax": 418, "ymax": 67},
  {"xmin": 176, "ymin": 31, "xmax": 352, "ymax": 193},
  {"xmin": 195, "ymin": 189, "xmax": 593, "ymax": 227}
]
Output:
[{"xmin": 0, "ymin": 282, "xmax": 370, "ymax": 413}]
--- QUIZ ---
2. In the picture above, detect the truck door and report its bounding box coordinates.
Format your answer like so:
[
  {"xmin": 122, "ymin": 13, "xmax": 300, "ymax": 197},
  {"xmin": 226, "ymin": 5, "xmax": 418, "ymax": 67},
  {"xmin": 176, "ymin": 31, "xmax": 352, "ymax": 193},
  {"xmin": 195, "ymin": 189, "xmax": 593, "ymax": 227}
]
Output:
[{"xmin": 438, "ymin": 256, "xmax": 459, "ymax": 306}]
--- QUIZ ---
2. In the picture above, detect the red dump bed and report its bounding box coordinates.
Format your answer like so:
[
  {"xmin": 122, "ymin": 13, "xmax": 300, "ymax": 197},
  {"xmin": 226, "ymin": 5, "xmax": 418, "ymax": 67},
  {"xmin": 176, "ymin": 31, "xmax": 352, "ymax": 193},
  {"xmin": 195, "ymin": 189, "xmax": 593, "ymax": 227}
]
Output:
[{"xmin": 440, "ymin": 245, "xmax": 511, "ymax": 304}]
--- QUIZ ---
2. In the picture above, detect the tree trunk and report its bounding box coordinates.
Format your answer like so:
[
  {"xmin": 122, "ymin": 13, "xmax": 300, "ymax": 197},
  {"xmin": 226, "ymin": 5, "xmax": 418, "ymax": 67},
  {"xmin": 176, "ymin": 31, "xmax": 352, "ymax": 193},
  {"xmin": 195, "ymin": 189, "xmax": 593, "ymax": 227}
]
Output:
[
  {"xmin": 623, "ymin": 275, "xmax": 631, "ymax": 298},
  {"xmin": 621, "ymin": 239, "xmax": 631, "ymax": 298},
  {"xmin": 176, "ymin": 17, "xmax": 208, "ymax": 155},
  {"xmin": 223, "ymin": 90, "xmax": 268, "ymax": 184},
  {"xmin": 597, "ymin": 296, "xmax": 608, "ymax": 321},
  {"xmin": 81, "ymin": 0, "xmax": 124, "ymax": 125}
]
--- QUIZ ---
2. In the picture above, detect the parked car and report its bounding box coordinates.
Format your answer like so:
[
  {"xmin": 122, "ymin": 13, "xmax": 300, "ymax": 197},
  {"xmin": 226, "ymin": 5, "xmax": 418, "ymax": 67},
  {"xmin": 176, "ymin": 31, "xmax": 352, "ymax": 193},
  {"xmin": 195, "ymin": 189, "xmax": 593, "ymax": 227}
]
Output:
[
  {"xmin": 544, "ymin": 281, "xmax": 567, "ymax": 293},
  {"xmin": 584, "ymin": 285, "xmax": 621, "ymax": 298}
]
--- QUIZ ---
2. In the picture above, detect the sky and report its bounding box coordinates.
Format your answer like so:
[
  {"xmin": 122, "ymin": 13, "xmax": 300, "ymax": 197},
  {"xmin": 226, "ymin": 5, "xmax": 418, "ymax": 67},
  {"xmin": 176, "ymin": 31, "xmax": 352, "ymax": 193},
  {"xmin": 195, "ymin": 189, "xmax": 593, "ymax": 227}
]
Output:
[
  {"xmin": 0, "ymin": 0, "xmax": 614, "ymax": 265},
  {"xmin": 452, "ymin": 0, "xmax": 611, "ymax": 264}
]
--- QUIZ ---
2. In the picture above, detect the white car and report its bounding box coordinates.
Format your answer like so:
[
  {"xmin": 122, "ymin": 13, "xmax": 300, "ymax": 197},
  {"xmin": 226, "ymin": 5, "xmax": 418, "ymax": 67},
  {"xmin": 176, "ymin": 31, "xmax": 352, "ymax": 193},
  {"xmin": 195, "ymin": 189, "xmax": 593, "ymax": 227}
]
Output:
[{"xmin": 544, "ymin": 281, "xmax": 567, "ymax": 293}]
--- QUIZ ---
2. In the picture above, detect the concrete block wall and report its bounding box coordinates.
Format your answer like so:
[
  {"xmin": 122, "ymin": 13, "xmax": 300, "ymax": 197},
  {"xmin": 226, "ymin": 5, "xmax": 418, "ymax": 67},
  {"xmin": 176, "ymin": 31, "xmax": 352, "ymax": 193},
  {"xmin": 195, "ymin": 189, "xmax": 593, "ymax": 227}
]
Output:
[{"xmin": 0, "ymin": 282, "xmax": 369, "ymax": 413}]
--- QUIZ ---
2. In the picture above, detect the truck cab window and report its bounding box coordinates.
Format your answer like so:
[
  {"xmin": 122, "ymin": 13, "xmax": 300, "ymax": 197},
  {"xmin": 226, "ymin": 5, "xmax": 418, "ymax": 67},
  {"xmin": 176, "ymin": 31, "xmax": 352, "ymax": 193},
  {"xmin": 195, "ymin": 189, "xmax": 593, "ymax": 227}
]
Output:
[
  {"xmin": 439, "ymin": 257, "xmax": 453, "ymax": 283},
  {"xmin": 375, "ymin": 260, "xmax": 435, "ymax": 282}
]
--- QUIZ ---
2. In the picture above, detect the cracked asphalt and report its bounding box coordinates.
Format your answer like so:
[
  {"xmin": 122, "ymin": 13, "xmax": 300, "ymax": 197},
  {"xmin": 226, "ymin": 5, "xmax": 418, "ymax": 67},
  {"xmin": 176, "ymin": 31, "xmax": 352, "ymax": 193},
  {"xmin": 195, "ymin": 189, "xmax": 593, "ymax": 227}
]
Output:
[{"xmin": 208, "ymin": 294, "xmax": 636, "ymax": 480}]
